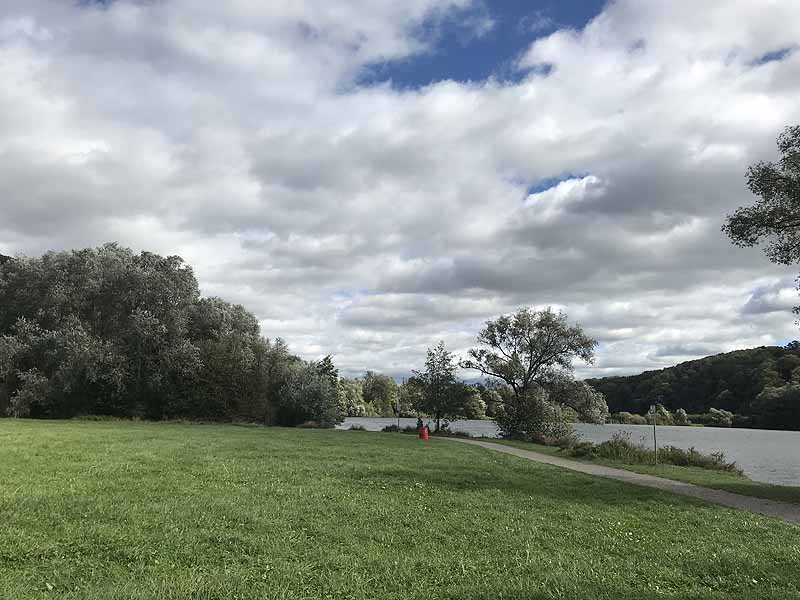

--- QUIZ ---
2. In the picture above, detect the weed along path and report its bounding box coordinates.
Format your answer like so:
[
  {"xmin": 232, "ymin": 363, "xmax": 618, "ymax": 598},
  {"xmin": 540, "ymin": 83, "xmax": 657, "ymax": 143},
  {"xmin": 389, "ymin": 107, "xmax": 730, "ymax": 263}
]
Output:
[{"xmin": 444, "ymin": 437, "xmax": 800, "ymax": 525}]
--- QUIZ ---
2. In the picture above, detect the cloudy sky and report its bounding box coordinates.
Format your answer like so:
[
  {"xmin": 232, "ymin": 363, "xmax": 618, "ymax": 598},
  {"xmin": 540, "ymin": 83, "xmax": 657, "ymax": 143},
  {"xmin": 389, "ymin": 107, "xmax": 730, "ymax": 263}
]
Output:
[{"xmin": 2, "ymin": 1, "xmax": 800, "ymax": 379}]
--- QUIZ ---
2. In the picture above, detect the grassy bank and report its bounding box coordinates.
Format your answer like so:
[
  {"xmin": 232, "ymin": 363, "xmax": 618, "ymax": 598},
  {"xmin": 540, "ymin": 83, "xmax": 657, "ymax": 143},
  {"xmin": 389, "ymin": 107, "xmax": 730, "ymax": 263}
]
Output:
[
  {"xmin": 491, "ymin": 439, "xmax": 800, "ymax": 506},
  {"xmin": 1, "ymin": 420, "xmax": 800, "ymax": 599}
]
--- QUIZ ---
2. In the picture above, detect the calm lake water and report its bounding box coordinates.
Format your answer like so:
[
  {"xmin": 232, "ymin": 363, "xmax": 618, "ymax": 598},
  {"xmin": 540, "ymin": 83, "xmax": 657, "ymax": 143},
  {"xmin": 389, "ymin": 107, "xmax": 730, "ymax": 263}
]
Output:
[{"xmin": 339, "ymin": 417, "xmax": 800, "ymax": 486}]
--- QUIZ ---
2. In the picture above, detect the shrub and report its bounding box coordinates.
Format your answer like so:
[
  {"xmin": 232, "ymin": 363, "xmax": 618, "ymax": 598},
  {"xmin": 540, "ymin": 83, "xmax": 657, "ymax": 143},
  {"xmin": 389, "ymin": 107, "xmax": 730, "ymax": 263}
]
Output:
[
  {"xmin": 433, "ymin": 429, "xmax": 471, "ymax": 438},
  {"xmin": 496, "ymin": 387, "xmax": 574, "ymax": 440},
  {"xmin": 554, "ymin": 430, "xmax": 581, "ymax": 449},
  {"xmin": 381, "ymin": 424, "xmax": 421, "ymax": 434},
  {"xmin": 528, "ymin": 430, "xmax": 580, "ymax": 449},
  {"xmin": 275, "ymin": 361, "xmax": 344, "ymax": 427},
  {"xmin": 569, "ymin": 441, "xmax": 596, "ymax": 457},
  {"xmin": 297, "ymin": 420, "xmax": 333, "ymax": 429},
  {"xmin": 615, "ymin": 411, "xmax": 648, "ymax": 425},
  {"xmin": 463, "ymin": 392, "xmax": 486, "ymax": 420},
  {"xmin": 567, "ymin": 431, "xmax": 741, "ymax": 473},
  {"xmin": 708, "ymin": 407, "xmax": 734, "ymax": 428},
  {"xmin": 348, "ymin": 424, "xmax": 367, "ymax": 431},
  {"xmin": 8, "ymin": 368, "xmax": 49, "ymax": 418},
  {"xmin": 673, "ymin": 408, "xmax": 691, "ymax": 426},
  {"xmin": 591, "ymin": 432, "xmax": 650, "ymax": 462},
  {"xmin": 657, "ymin": 446, "xmax": 740, "ymax": 472},
  {"xmin": 653, "ymin": 404, "xmax": 674, "ymax": 425}
]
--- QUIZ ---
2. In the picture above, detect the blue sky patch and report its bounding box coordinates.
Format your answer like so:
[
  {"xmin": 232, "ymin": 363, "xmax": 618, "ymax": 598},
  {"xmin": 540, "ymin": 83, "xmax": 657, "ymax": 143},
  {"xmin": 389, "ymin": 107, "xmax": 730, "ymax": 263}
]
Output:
[
  {"xmin": 359, "ymin": 0, "xmax": 607, "ymax": 88},
  {"xmin": 754, "ymin": 47, "xmax": 794, "ymax": 65},
  {"xmin": 526, "ymin": 172, "xmax": 590, "ymax": 196}
]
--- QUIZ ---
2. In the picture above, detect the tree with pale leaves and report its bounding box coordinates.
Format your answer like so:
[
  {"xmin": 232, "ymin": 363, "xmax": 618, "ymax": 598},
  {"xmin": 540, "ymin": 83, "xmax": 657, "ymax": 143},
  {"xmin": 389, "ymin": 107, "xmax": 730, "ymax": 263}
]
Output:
[{"xmin": 461, "ymin": 307, "xmax": 606, "ymax": 439}]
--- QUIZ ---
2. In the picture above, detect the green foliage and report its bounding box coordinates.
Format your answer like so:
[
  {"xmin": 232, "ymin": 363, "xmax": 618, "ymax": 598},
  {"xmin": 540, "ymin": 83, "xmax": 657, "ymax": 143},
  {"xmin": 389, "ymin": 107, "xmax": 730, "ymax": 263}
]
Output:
[
  {"xmin": 494, "ymin": 385, "xmax": 574, "ymax": 440},
  {"xmin": 397, "ymin": 379, "xmax": 421, "ymax": 417},
  {"xmin": 274, "ymin": 359, "xmax": 344, "ymax": 427},
  {"xmin": 652, "ymin": 403, "xmax": 674, "ymax": 425},
  {"xmin": 723, "ymin": 125, "xmax": 800, "ymax": 266},
  {"xmin": 462, "ymin": 390, "xmax": 486, "ymax": 420},
  {"xmin": 477, "ymin": 386, "xmax": 502, "ymax": 417},
  {"xmin": 0, "ymin": 244, "xmax": 342, "ymax": 426},
  {"xmin": 463, "ymin": 308, "xmax": 605, "ymax": 438},
  {"xmin": 412, "ymin": 341, "xmax": 468, "ymax": 431},
  {"xmin": 339, "ymin": 378, "xmax": 367, "ymax": 416},
  {"xmin": 462, "ymin": 307, "xmax": 597, "ymax": 397},
  {"xmin": 362, "ymin": 371, "xmax": 398, "ymax": 416},
  {"xmin": 674, "ymin": 407, "xmax": 691, "ymax": 426},
  {"xmin": 587, "ymin": 344, "xmax": 800, "ymax": 430},
  {"xmin": 569, "ymin": 432, "xmax": 741, "ymax": 473},
  {"xmin": 8, "ymin": 368, "xmax": 49, "ymax": 418},
  {"xmin": 613, "ymin": 411, "xmax": 648, "ymax": 425},
  {"xmin": 548, "ymin": 375, "xmax": 609, "ymax": 424},
  {"xmin": 380, "ymin": 424, "xmax": 418, "ymax": 433},
  {"xmin": 752, "ymin": 385, "xmax": 800, "ymax": 429},
  {"xmin": 708, "ymin": 407, "xmax": 734, "ymax": 427}
]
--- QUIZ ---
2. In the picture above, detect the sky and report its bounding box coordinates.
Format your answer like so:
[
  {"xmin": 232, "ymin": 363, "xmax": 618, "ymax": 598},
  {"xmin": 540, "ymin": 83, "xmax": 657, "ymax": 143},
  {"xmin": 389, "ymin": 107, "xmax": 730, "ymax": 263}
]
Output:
[{"xmin": 1, "ymin": 0, "xmax": 800, "ymax": 380}]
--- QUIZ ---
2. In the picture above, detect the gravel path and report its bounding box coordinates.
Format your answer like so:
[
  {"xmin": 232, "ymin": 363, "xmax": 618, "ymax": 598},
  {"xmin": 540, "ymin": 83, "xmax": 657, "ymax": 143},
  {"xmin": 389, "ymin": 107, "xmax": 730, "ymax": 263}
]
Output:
[{"xmin": 444, "ymin": 437, "xmax": 800, "ymax": 525}]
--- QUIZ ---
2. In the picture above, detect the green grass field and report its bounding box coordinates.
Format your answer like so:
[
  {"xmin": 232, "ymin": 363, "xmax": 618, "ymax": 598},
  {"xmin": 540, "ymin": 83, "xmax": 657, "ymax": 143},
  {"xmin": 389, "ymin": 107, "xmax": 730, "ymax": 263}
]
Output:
[
  {"xmin": 490, "ymin": 439, "xmax": 800, "ymax": 505},
  {"xmin": 1, "ymin": 421, "xmax": 799, "ymax": 599}
]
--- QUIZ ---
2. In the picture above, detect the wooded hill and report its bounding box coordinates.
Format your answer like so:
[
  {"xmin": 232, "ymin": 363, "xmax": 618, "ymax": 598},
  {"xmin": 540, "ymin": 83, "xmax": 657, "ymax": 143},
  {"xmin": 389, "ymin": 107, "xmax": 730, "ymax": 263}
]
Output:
[{"xmin": 586, "ymin": 344, "xmax": 800, "ymax": 430}]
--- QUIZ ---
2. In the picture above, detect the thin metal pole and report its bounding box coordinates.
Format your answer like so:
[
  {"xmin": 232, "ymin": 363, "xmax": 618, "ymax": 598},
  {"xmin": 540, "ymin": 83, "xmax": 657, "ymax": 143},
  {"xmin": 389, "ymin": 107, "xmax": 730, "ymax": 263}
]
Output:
[
  {"xmin": 653, "ymin": 416, "xmax": 658, "ymax": 465},
  {"xmin": 397, "ymin": 378, "xmax": 404, "ymax": 430}
]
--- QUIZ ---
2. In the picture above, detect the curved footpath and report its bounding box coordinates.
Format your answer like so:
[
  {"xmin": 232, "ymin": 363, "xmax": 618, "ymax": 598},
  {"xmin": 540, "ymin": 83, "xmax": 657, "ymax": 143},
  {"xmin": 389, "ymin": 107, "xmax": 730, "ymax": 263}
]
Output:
[{"xmin": 443, "ymin": 438, "xmax": 800, "ymax": 525}]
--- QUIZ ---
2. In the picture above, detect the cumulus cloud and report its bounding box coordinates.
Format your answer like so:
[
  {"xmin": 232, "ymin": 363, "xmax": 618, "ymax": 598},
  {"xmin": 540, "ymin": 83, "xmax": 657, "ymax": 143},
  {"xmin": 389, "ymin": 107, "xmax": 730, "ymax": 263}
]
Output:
[{"xmin": 1, "ymin": 0, "xmax": 799, "ymax": 378}]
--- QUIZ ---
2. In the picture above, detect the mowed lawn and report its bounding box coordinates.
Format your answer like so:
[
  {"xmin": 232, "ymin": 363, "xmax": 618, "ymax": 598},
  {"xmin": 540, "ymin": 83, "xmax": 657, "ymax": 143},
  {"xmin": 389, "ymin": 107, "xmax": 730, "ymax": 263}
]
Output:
[
  {"xmin": 491, "ymin": 439, "xmax": 800, "ymax": 505},
  {"xmin": 1, "ymin": 421, "xmax": 799, "ymax": 600}
]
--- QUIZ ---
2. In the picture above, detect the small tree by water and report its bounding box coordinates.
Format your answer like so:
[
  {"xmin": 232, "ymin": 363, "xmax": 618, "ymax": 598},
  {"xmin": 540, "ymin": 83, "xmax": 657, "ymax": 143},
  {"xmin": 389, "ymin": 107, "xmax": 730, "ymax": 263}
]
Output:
[{"xmin": 462, "ymin": 307, "xmax": 607, "ymax": 439}]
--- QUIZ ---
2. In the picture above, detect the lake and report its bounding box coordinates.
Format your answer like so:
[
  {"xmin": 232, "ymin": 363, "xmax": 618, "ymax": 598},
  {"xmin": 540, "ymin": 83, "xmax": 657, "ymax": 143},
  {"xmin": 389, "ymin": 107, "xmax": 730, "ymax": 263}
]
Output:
[{"xmin": 339, "ymin": 417, "xmax": 800, "ymax": 486}]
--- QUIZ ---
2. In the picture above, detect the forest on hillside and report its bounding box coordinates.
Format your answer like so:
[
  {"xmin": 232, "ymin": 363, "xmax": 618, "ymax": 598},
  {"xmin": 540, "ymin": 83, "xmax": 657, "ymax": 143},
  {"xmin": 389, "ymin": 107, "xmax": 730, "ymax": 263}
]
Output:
[{"xmin": 586, "ymin": 345, "xmax": 800, "ymax": 430}]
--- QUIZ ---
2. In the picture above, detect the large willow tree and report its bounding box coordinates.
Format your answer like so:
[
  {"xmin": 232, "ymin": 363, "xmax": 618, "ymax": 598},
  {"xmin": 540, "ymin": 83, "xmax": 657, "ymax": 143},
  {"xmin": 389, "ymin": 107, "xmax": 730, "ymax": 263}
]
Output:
[{"xmin": 461, "ymin": 307, "xmax": 607, "ymax": 439}]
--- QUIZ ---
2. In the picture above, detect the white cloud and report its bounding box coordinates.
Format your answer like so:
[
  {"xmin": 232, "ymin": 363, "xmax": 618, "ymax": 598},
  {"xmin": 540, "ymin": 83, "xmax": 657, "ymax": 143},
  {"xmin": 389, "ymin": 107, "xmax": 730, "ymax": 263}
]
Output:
[{"xmin": 1, "ymin": 0, "xmax": 800, "ymax": 379}]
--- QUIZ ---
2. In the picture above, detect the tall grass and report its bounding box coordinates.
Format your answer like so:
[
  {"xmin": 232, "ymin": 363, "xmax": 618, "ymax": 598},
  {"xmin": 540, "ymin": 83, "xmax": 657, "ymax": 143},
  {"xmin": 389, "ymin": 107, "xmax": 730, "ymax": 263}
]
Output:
[{"xmin": 566, "ymin": 432, "xmax": 741, "ymax": 473}]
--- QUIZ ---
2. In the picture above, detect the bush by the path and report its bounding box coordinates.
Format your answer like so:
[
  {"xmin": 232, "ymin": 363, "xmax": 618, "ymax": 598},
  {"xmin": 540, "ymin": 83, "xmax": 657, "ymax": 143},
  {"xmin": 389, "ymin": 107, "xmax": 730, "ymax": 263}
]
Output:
[{"xmin": 566, "ymin": 432, "xmax": 741, "ymax": 473}]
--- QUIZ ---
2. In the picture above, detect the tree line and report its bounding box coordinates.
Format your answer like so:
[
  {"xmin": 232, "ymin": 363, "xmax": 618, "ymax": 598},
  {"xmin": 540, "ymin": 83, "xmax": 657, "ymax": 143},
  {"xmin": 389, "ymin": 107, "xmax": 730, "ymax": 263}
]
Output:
[
  {"xmin": 0, "ymin": 245, "xmax": 608, "ymax": 439},
  {"xmin": 345, "ymin": 308, "xmax": 609, "ymax": 439},
  {"xmin": 0, "ymin": 245, "xmax": 341, "ymax": 426},
  {"xmin": 586, "ymin": 344, "xmax": 800, "ymax": 430}
]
